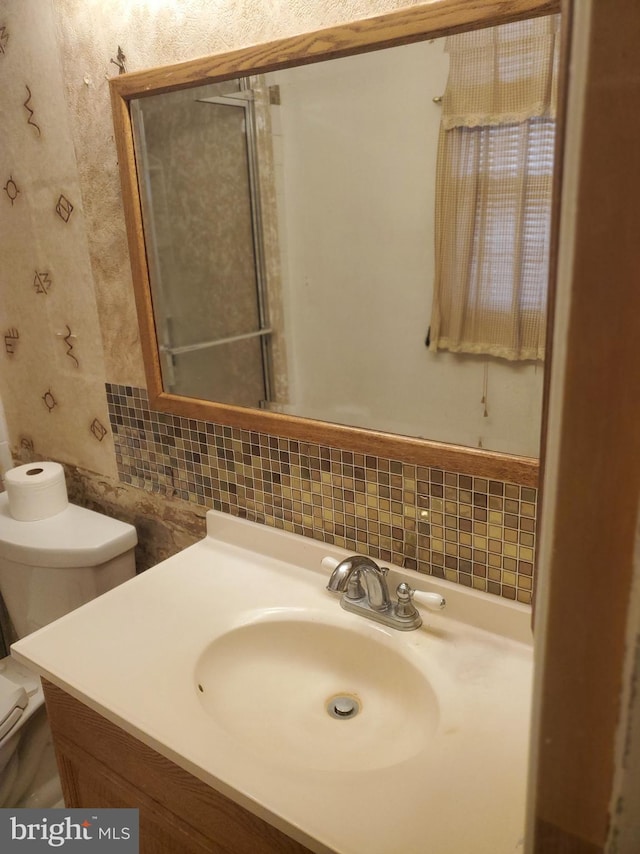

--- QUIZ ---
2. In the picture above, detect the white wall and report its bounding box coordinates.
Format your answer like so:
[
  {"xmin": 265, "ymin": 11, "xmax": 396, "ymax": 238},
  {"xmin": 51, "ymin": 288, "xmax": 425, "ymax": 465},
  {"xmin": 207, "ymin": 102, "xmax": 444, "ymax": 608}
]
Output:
[{"xmin": 270, "ymin": 40, "xmax": 544, "ymax": 456}]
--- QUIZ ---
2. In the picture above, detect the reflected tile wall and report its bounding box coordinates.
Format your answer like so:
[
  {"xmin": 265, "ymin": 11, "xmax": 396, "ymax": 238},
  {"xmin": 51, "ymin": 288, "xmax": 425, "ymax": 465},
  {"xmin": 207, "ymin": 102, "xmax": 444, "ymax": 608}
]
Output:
[{"xmin": 107, "ymin": 384, "xmax": 536, "ymax": 604}]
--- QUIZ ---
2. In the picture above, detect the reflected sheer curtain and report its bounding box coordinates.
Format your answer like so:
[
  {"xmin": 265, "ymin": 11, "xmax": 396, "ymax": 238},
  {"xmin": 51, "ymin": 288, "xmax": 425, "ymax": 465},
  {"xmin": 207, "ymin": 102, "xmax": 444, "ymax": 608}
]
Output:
[{"xmin": 429, "ymin": 15, "xmax": 560, "ymax": 361}]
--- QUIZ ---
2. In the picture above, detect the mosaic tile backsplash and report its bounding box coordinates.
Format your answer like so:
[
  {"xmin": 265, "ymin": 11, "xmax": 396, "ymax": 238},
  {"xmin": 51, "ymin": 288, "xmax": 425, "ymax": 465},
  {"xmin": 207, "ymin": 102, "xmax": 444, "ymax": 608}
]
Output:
[{"xmin": 107, "ymin": 384, "xmax": 537, "ymax": 604}]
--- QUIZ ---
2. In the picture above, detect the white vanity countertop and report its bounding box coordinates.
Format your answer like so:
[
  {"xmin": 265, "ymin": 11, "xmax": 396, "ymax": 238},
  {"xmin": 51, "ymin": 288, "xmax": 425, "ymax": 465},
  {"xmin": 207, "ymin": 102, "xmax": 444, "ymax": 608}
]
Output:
[{"xmin": 12, "ymin": 511, "xmax": 533, "ymax": 854}]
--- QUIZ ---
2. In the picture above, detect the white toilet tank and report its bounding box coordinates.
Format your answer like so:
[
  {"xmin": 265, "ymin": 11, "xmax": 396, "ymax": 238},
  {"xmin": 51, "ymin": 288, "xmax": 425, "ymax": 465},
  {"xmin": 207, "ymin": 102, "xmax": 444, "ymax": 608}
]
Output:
[{"xmin": 0, "ymin": 494, "xmax": 137, "ymax": 638}]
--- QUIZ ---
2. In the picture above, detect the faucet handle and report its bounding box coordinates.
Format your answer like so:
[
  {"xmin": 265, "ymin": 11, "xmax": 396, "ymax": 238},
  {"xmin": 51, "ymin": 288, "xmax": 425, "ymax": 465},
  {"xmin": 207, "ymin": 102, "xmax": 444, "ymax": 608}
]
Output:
[
  {"xmin": 395, "ymin": 582, "xmax": 418, "ymax": 618},
  {"xmin": 392, "ymin": 583, "xmax": 421, "ymax": 628},
  {"xmin": 321, "ymin": 556, "xmax": 341, "ymax": 572},
  {"xmin": 412, "ymin": 588, "xmax": 446, "ymax": 611},
  {"xmin": 396, "ymin": 583, "xmax": 446, "ymax": 612}
]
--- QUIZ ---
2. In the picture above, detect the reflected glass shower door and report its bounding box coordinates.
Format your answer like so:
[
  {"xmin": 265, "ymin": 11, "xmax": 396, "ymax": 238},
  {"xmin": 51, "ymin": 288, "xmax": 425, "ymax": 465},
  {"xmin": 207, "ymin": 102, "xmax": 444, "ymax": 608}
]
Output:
[{"xmin": 132, "ymin": 86, "xmax": 272, "ymax": 408}]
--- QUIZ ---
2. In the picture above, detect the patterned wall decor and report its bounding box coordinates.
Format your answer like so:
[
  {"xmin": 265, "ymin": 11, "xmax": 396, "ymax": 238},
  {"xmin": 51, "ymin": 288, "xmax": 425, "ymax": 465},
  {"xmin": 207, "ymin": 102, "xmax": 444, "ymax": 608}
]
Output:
[
  {"xmin": 42, "ymin": 389, "xmax": 57, "ymax": 412},
  {"xmin": 110, "ymin": 46, "xmax": 127, "ymax": 75},
  {"xmin": 23, "ymin": 85, "xmax": 41, "ymax": 136},
  {"xmin": 33, "ymin": 270, "xmax": 52, "ymax": 294},
  {"xmin": 3, "ymin": 176, "xmax": 19, "ymax": 205},
  {"xmin": 4, "ymin": 328, "xmax": 19, "ymax": 355},
  {"xmin": 0, "ymin": 0, "xmax": 117, "ymax": 479},
  {"xmin": 107, "ymin": 384, "xmax": 536, "ymax": 604},
  {"xmin": 58, "ymin": 325, "xmax": 79, "ymax": 367},
  {"xmin": 55, "ymin": 193, "xmax": 74, "ymax": 222}
]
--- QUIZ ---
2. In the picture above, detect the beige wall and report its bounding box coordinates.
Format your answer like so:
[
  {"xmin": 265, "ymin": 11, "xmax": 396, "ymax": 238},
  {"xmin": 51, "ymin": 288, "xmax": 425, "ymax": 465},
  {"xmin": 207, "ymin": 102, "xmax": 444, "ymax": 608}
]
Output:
[
  {"xmin": 0, "ymin": 0, "xmax": 115, "ymax": 476},
  {"xmin": 0, "ymin": 0, "xmax": 539, "ymax": 602},
  {"xmin": 0, "ymin": 0, "xmax": 425, "ymax": 476}
]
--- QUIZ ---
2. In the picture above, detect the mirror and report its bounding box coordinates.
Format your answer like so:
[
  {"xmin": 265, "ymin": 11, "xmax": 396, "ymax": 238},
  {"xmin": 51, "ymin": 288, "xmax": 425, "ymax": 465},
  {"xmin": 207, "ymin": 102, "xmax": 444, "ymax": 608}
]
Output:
[{"xmin": 110, "ymin": 0, "xmax": 561, "ymax": 483}]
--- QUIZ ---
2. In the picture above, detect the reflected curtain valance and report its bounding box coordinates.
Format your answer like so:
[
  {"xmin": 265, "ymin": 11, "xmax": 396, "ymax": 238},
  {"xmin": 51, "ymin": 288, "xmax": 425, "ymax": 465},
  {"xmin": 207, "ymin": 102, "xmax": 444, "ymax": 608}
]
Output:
[{"xmin": 429, "ymin": 15, "xmax": 560, "ymax": 361}]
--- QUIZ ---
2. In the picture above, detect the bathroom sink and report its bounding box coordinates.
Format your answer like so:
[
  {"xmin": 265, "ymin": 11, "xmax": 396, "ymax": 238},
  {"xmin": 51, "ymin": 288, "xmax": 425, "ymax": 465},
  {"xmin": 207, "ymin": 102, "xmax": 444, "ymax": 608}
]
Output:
[
  {"xmin": 11, "ymin": 509, "xmax": 533, "ymax": 854},
  {"xmin": 195, "ymin": 615, "xmax": 438, "ymax": 772}
]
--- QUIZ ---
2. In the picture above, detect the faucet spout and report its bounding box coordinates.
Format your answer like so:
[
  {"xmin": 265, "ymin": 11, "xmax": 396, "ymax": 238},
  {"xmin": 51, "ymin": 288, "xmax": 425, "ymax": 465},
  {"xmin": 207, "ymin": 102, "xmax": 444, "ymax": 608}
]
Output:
[{"xmin": 326, "ymin": 555, "xmax": 390, "ymax": 611}]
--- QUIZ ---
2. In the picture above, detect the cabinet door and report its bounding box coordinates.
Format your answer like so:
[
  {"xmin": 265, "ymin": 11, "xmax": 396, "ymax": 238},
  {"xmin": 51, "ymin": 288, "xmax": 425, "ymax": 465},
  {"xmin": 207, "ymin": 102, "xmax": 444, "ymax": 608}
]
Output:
[
  {"xmin": 44, "ymin": 681, "xmax": 311, "ymax": 854},
  {"xmin": 55, "ymin": 743, "xmax": 229, "ymax": 854}
]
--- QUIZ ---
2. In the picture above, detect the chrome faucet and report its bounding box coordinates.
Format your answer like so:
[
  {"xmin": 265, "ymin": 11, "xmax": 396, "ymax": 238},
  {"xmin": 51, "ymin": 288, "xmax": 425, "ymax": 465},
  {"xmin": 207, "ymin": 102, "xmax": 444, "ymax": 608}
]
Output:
[
  {"xmin": 326, "ymin": 555, "xmax": 426, "ymax": 631},
  {"xmin": 326, "ymin": 555, "xmax": 390, "ymax": 609}
]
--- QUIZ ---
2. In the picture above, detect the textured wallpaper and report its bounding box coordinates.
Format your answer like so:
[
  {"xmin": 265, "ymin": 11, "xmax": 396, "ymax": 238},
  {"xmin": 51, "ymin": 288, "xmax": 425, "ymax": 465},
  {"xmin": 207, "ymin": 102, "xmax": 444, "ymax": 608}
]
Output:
[{"xmin": 0, "ymin": 0, "xmax": 116, "ymax": 476}]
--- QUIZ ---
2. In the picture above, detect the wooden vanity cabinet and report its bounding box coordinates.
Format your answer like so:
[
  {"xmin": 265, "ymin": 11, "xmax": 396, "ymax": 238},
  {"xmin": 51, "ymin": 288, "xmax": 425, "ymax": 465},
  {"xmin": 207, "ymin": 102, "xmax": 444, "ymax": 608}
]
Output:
[{"xmin": 42, "ymin": 680, "xmax": 313, "ymax": 854}]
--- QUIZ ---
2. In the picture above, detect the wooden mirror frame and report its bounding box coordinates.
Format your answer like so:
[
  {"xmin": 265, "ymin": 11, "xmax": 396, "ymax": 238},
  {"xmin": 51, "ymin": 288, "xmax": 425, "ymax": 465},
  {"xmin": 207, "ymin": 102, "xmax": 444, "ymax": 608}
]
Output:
[{"xmin": 110, "ymin": 0, "xmax": 561, "ymax": 489}]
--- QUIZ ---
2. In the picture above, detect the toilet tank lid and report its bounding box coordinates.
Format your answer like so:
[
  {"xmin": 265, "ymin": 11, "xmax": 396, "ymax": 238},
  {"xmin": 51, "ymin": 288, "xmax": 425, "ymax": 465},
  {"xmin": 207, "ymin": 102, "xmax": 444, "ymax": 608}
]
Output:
[{"xmin": 0, "ymin": 494, "xmax": 138, "ymax": 568}]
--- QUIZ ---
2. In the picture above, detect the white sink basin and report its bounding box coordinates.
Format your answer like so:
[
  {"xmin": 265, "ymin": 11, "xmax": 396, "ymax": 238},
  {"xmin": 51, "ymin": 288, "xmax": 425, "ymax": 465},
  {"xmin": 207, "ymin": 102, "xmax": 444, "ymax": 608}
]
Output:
[
  {"xmin": 11, "ymin": 509, "xmax": 533, "ymax": 854},
  {"xmin": 195, "ymin": 614, "xmax": 439, "ymax": 772}
]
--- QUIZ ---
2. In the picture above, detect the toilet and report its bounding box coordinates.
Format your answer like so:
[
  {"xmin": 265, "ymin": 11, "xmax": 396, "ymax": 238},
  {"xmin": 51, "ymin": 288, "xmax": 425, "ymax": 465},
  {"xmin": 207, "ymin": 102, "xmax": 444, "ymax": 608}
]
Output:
[{"xmin": 0, "ymin": 492, "xmax": 137, "ymax": 807}]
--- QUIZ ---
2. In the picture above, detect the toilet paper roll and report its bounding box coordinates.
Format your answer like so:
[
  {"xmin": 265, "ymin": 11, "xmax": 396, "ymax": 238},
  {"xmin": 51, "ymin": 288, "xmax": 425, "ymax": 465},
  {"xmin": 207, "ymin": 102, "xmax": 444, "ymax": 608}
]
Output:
[{"xmin": 4, "ymin": 462, "xmax": 69, "ymax": 521}]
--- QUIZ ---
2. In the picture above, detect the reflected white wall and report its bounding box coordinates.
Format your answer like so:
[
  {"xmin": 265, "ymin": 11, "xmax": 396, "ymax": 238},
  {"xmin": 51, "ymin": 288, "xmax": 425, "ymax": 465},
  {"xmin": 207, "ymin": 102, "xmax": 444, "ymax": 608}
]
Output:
[{"xmin": 271, "ymin": 42, "xmax": 545, "ymax": 455}]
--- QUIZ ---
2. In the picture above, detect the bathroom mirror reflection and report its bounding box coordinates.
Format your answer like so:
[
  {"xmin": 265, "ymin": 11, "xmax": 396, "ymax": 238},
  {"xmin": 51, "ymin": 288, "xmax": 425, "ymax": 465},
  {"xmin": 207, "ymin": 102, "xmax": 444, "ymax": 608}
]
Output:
[{"xmin": 115, "ymin": 3, "xmax": 560, "ymax": 465}]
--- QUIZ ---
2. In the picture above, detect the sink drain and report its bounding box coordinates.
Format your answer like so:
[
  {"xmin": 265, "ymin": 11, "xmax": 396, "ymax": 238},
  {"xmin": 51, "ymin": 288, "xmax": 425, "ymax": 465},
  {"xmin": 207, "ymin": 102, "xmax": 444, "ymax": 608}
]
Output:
[{"xmin": 326, "ymin": 694, "xmax": 361, "ymax": 720}]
